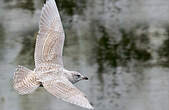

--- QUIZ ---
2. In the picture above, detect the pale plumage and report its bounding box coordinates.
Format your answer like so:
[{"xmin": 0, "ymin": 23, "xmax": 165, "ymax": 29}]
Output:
[
  {"xmin": 34, "ymin": 0, "xmax": 65, "ymax": 67},
  {"xmin": 43, "ymin": 75, "xmax": 93, "ymax": 109},
  {"xmin": 13, "ymin": 65, "xmax": 40, "ymax": 95},
  {"xmin": 13, "ymin": 0, "xmax": 94, "ymax": 109}
]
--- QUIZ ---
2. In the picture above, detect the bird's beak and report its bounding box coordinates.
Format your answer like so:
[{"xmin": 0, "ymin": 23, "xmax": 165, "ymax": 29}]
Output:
[{"xmin": 82, "ymin": 77, "xmax": 88, "ymax": 80}]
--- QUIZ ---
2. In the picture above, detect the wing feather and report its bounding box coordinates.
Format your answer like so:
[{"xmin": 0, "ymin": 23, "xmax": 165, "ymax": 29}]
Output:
[
  {"xmin": 34, "ymin": 0, "xmax": 65, "ymax": 68},
  {"xmin": 43, "ymin": 78, "xmax": 94, "ymax": 109}
]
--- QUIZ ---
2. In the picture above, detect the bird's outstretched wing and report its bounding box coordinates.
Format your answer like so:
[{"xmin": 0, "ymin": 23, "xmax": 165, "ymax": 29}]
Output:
[
  {"xmin": 34, "ymin": 0, "xmax": 65, "ymax": 68},
  {"xmin": 43, "ymin": 77, "xmax": 94, "ymax": 109}
]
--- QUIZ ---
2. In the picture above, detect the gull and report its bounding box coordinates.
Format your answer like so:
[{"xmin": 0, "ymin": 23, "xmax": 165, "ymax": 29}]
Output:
[{"xmin": 13, "ymin": 0, "xmax": 94, "ymax": 109}]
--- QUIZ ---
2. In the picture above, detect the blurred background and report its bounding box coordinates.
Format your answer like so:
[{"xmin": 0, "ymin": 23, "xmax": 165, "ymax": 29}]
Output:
[{"xmin": 0, "ymin": 0, "xmax": 169, "ymax": 110}]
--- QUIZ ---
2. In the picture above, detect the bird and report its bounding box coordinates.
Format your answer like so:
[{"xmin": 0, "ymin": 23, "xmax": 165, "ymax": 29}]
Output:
[{"xmin": 13, "ymin": 0, "xmax": 94, "ymax": 109}]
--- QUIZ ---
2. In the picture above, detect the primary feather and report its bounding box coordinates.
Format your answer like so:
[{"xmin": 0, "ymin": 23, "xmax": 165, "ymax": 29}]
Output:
[
  {"xmin": 43, "ymin": 75, "xmax": 94, "ymax": 109},
  {"xmin": 34, "ymin": 0, "xmax": 65, "ymax": 68}
]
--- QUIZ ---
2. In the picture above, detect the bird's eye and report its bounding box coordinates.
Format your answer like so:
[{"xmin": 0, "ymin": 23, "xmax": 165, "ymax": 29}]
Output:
[{"xmin": 76, "ymin": 75, "xmax": 81, "ymax": 78}]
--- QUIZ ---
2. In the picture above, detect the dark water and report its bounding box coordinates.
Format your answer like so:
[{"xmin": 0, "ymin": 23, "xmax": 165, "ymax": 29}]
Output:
[{"xmin": 0, "ymin": 0, "xmax": 169, "ymax": 110}]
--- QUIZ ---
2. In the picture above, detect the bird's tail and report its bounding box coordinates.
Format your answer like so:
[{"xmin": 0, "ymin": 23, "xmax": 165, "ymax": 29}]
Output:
[{"xmin": 13, "ymin": 65, "xmax": 40, "ymax": 95}]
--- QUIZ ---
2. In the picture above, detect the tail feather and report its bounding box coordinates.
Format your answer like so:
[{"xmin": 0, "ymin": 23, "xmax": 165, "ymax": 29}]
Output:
[{"xmin": 13, "ymin": 65, "xmax": 40, "ymax": 95}]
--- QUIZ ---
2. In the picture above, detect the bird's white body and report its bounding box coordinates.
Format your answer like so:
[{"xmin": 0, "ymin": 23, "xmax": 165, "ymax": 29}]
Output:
[{"xmin": 13, "ymin": 0, "xmax": 94, "ymax": 109}]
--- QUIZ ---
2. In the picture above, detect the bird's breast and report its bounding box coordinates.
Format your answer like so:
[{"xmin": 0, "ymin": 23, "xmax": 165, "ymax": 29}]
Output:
[{"xmin": 36, "ymin": 70, "xmax": 63, "ymax": 82}]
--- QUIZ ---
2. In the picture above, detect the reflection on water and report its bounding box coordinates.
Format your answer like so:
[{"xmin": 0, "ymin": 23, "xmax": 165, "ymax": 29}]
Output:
[
  {"xmin": 3, "ymin": 0, "xmax": 35, "ymax": 14},
  {"xmin": 158, "ymin": 26, "xmax": 169, "ymax": 67},
  {"xmin": 16, "ymin": 0, "xmax": 35, "ymax": 13},
  {"xmin": 3, "ymin": 0, "xmax": 13, "ymax": 3},
  {"xmin": 0, "ymin": 24, "xmax": 5, "ymax": 61},
  {"xmin": 18, "ymin": 89, "xmax": 53, "ymax": 110},
  {"xmin": 1, "ymin": 0, "xmax": 169, "ymax": 110},
  {"xmin": 55, "ymin": 0, "xmax": 86, "ymax": 15},
  {"xmin": 41, "ymin": 0, "xmax": 87, "ymax": 15},
  {"xmin": 15, "ymin": 31, "xmax": 37, "ymax": 69},
  {"xmin": 94, "ymin": 25, "xmax": 152, "ymax": 83}
]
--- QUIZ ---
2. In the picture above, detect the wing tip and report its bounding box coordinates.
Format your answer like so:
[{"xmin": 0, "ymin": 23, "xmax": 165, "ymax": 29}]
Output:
[
  {"xmin": 88, "ymin": 105, "xmax": 94, "ymax": 110},
  {"xmin": 85, "ymin": 102, "xmax": 94, "ymax": 110},
  {"xmin": 89, "ymin": 103, "xmax": 94, "ymax": 110},
  {"xmin": 69, "ymin": 95, "xmax": 94, "ymax": 110},
  {"xmin": 39, "ymin": 0, "xmax": 60, "ymax": 30}
]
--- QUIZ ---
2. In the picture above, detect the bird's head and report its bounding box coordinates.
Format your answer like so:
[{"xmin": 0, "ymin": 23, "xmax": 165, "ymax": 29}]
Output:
[
  {"xmin": 72, "ymin": 71, "xmax": 88, "ymax": 81},
  {"xmin": 63, "ymin": 70, "xmax": 88, "ymax": 83}
]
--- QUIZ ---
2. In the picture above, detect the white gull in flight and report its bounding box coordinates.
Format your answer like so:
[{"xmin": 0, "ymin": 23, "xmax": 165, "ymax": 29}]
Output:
[{"xmin": 13, "ymin": 0, "xmax": 94, "ymax": 109}]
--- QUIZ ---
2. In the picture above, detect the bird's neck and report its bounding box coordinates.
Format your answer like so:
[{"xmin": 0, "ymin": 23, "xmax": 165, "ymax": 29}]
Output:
[{"xmin": 62, "ymin": 69, "xmax": 78, "ymax": 84}]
